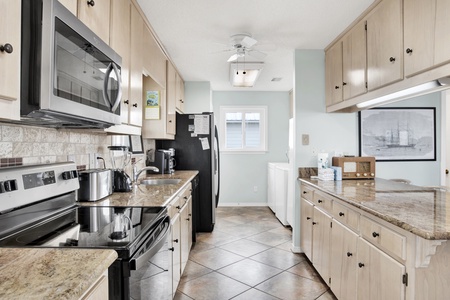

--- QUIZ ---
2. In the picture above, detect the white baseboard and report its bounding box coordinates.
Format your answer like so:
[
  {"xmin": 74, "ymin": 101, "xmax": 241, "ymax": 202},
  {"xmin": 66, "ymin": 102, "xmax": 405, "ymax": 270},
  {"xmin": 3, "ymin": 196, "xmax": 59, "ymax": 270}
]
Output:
[
  {"xmin": 218, "ymin": 202, "xmax": 268, "ymax": 207},
  {"xmin": 291, "ymin": 244, "xmax": 302, "ymax": 253}
]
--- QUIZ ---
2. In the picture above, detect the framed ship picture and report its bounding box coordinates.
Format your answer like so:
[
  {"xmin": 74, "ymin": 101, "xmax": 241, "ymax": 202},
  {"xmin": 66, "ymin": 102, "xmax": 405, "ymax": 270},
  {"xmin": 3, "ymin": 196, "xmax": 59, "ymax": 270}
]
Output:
[{"xmin": 358, "ymin": 107, "xmax": 436, "ymax": 161}]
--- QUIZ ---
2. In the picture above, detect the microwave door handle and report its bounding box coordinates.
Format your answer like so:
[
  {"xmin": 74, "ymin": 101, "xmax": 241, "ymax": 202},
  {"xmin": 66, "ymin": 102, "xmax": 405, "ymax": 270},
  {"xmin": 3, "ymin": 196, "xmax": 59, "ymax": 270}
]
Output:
[
  {"xmin": 102, "ymin": 63, "xmax": 114, "ymax": 108},
  {"xmin": 110, "ymin": 62, "xmax": 122, "ymax": 113}
]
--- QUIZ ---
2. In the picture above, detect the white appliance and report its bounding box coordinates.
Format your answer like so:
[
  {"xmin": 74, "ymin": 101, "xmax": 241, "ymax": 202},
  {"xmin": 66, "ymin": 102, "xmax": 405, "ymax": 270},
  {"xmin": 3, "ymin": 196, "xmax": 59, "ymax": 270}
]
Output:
[
  {"xmin": 286, "ymin": 118, "xmax": 295, "ymax": 226},
  {"xmin": 268, "ymin": 162, "xmax": 289, "ymax": 226}
]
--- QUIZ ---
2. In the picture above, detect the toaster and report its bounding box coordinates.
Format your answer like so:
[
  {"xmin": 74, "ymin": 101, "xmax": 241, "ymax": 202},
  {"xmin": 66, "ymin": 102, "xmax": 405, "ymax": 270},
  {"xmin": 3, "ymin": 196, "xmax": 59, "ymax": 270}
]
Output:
[{"xmin": 78, "ymin": 169, "xmax": 113, "ymax": 201}]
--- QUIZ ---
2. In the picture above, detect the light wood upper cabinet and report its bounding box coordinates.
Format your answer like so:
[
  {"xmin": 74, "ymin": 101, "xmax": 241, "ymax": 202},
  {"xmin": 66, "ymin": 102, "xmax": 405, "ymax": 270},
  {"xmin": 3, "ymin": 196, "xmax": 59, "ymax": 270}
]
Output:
[
  {"xmin": 166, "ymin": 61, "xmax": 177, "ymax": 135},
  {"xmin": 109, "ymin": 0, "xmax": 131, "ymax": 125},
  {"xmin": 0, "ymin": 0, "xmax": 20, "ymax": 121},
  {"xmin": 342, "ymin": 19, "xmax": 367, "ymax": 99},
  {"xmin": 143, "ymin": 26, "xmax": 167, "ymax": 88},
  {"xmin": 59, "ymin": 0, "xmax": 77, "ymax": 15},
  {"xmin": 325, "ymin": 41, "xmax": 343, "ymax": 106},
  {"xmin": 128, "ymin": 5, "xmax": 143, "ymax": 127},
  {"xmin": 404, "ymin": 0, "xmax": 436, "ymax": 77},
  {"xmin": 434, "ymin": 0, "xmax": 450, "ymax": 66},
  {"xmin": 77, "ymin": 0, "xmax": 110, "ymax": 44},
  {"xmin": 366, "ymin": 0, "xmax": 403, "ymax": 91},
  {"xmin": 175, "ymin": 73, "xmax": 185, "ymax": 112}
]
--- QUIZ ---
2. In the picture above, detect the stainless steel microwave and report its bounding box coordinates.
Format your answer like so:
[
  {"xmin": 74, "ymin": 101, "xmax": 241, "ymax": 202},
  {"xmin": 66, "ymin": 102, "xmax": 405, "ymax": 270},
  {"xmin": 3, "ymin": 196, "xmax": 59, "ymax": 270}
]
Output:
[{"xmin": 20, "ymin": 0, "xmax": 122, "ymax": 128}]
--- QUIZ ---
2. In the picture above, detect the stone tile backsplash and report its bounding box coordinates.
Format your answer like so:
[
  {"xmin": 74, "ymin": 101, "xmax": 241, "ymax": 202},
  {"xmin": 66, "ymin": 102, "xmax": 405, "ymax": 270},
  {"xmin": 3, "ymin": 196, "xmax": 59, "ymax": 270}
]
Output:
[{"xmin": 0, "ymin": 123, "xmax": 153, "ymax": 170}]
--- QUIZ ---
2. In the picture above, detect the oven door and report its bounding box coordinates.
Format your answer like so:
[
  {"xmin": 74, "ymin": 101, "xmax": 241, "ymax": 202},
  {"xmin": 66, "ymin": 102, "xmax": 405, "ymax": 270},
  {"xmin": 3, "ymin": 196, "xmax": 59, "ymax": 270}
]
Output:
[{"xmin": 129, "ymin": 216, "xmax": 172, "ymax": 300}]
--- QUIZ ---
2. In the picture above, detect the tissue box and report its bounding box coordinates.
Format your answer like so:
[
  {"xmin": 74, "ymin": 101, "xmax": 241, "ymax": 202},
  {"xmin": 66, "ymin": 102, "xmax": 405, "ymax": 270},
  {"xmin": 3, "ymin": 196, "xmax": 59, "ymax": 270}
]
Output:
[{"xmin": 330, "ymin": 166, "xmax": 342, "ymax": 181}]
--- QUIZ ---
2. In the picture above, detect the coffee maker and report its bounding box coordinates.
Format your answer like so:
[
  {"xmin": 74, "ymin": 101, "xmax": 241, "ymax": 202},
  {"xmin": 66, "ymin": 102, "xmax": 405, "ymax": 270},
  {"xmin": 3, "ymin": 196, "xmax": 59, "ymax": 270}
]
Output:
[
  {"xmin": 147, "ymin": 149, "xmax": 175, "ymax": 174},
  {"xmin": 108, "ymin": 146, "xmax": 132, "ymax": 192}
]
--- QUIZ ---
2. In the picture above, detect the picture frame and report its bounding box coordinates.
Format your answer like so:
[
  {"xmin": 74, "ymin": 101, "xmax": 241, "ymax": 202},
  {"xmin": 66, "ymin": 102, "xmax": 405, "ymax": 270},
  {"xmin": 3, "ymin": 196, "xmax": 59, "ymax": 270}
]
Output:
[
  {"xmin": 358, "ymin": 107, "xmax": 436, "ymax": 161},
  {"xmin": 128, "ymin": 135, "xmax": 144, "ymax": 154}
]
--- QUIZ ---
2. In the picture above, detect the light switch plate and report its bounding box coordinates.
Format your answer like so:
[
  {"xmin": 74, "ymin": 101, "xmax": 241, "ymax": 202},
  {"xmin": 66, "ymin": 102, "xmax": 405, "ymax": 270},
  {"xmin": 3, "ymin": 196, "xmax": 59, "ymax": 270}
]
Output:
[{"xmin": 302, "ymin": 134, "xmax": 309, "ymax": 145}]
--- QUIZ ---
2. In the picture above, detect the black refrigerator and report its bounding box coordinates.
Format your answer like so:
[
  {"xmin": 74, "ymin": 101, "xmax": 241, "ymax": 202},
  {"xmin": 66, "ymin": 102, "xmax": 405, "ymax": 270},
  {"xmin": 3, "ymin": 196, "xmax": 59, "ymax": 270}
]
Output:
[{"xmin": 156, "ymin": 112, "xmax": 220, "ymax": 232}]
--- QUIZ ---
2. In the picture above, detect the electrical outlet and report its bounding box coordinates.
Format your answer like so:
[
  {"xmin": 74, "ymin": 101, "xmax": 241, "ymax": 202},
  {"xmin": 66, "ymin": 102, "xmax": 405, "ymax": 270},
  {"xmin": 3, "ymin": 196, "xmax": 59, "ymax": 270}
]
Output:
[
  {"xmin": 253, "ymin": 186, "xmax": 258, "ymax": 193},
  {"xmin": 302, "ymin": 134, "xmax": 309, "ymax": 145},
  {"xmin": 89, "ymin": 153, "xmax": 97, "ymax": 169}
]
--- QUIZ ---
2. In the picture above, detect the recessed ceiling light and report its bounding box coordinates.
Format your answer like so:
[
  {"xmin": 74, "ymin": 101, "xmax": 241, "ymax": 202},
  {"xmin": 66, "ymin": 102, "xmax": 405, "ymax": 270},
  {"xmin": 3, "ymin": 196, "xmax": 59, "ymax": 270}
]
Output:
[{"xmin": 271, "ymin": 77, "xmax": 282, "ymax": 82}]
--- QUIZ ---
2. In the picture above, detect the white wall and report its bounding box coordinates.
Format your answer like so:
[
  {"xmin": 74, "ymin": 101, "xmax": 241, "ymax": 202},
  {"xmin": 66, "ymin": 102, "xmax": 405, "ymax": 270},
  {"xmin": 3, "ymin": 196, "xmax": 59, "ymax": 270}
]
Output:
[
  {"xmin": 212, "ymin": 91, "xmax": 290, "ymax": 205},
  {"xmin": 184, "ymin": 81, "xmax": 212, "ymax": 113}
]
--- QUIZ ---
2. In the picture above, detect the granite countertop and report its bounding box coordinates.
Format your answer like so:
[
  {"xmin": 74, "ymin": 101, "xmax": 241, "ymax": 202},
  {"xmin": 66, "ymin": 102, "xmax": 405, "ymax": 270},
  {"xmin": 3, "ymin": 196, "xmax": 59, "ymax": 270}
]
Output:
[
  {"xmin": 300, "ymin": 178, "xmax": 450, "ymax": 240},
  {"xmin": 0, "ymin": 248, "xmax": 117, "ymax": 299},
  {"xmin": 78, "ymin": 170, "xmax": 199, "ymax": 207}
]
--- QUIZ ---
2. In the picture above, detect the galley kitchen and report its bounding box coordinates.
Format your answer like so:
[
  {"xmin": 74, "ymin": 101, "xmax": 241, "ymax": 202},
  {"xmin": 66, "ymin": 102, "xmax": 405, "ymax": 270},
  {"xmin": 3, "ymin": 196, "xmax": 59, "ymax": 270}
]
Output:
[{"xmin": 2, "ymin": 0, "xmax": 450, "ymax": 299}]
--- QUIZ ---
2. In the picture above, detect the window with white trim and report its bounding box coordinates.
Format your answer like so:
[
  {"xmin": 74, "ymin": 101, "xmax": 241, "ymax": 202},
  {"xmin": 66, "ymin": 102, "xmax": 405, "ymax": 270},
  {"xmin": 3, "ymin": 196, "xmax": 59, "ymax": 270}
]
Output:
[{"xmin": 219, "ymin": 106, "xmax": 268, "ymax": 152}]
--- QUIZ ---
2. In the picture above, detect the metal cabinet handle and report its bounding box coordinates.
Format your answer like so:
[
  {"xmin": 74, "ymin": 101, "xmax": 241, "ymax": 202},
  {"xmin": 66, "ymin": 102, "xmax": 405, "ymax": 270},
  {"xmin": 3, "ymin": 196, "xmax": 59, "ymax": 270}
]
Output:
[
  {"xmin": 334, "ymin": 85, "xmax": 340, "ymax": 89},
  {"xmin": 339, "ymin": 212, "xmax": 344, "ymax": 217},
  {"xmin": 176, "ymin": 205, "xmax": 181, "ymax": 209},
  {"xmin": 306, "ymin": 217, "xmax": 311, "ymax": 220},
  {"xmin": 347, "ymin": 252, "xmax": 353, "ymax": 257},
  {"xmin": 358, "ymin": 262, "xmax": 365, "ymax": 268},
  {"xmin": 132, "ymin": 103, "xmax": 138, "ymax": 108},
  {"xmin": 302, "ymin": 191, "xmax": 307, "ymax": 194},
  {"xmin": 342, "ymin": 82, "xmax": 347, "ymax": 86},
  {"xmin": 312, "ymin": 222, "xmax": 317, "ymax": 225},
  {"xmin": 372, "ymin": 231, "xmax": 380, "ymax": 238},
  {"xmin": 0, "ymin": 43, "xmax": 13, "ymax": 54},
  {"xmin": 186, "ymin": 218, "xmax": 190, "ymax": 221},
  {"xmin": 406, "ymin": 48, "xmax": 413, "ymax": 54},
  {"xmin": 318, "ymin": 199, "xmax": 323, "ymax": 203},
  {"xmin": 124, "ymin": 100, "xmax": 129, "ymax": 105},
  {"xmin": 87, "ymin": 0, "xmax": 95, "ymax": 6},
  {"xmin": 173, "ymin": 239, "xmax": 178, "ymax": 243},
  {"xmin": 168, "ymin": 247, "xmax": 174, "ymax": 251},
  {"xmin": 389, "ymin": 57, "xmax": 396, "ymax": 62}
]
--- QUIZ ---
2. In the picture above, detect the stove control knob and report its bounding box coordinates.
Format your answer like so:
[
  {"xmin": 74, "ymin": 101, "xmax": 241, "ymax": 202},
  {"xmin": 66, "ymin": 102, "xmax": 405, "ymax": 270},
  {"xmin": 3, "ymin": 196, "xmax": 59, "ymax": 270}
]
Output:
[
  {"xmin": 62, "ymin": 171, "xmax": 74, "ymax": 180},
  {"xmin": 3, "ymin": 180, "xmax": 17, "ymax": 192}
]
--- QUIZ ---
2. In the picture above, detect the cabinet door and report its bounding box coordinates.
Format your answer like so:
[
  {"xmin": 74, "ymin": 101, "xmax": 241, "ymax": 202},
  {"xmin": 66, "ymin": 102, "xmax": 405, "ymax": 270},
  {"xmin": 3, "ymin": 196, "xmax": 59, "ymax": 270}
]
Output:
[
  {"xmin": 357, "ymin": 238, "xmax": 406, "ymax": 300},
  {"xmin": 0, "ymin": 0, "xmax": 20, "ymax": 102},
  {"xmin": 109, "ymin": 0, "xmax": 131, "ymax": 125},
  {"xmin": 300, "ymin": 198, "xmax": 313, "ymax": 260},
  {"xmin": 434, "ymin": 0, "xmax": 450, "ymax": 66},
  {"xmin": 312, "ymin": 207, "xmax": 332, "ymax": 283},
  {"xmin": 342, "ymin": 20, "xmax": 367, "ymax": 99},
  {"xmin": 171, "ymin": 213, "xmax": 181, "ymax": 298},
  {"xmin": 366, "ymin": 0, "xmax": 403, "ymax": 90},
  {"xmin": 59, "ymin": 0, "xmax": 77, "ymax": 15},
  {"xmin": 325, "ymin": 41, "xmax": 343, "ymax": 106},
  {"xmin": 180, "ymin": 198, "xmax": 191, "ymax": 275},
  {"xmin": 166, "ymin": 61, "xmax": 177, "ymax": 135},
  {"xmin": 330, "ymin": 220, "xmax": 358, "ymax": 300},
  {"xmin": 77, "ymin": 0, "xmax": 110, "ymax": 43},
  {"xmin": 404, "ymin": 0, "xmax": 436, "ymax": 77},
  {"xmin": 128, "ymin": 5, "xmax": 143, "ymax": 127},
  {"xmin": 175, "ymin": 73, "xmax": 185, "ymax": 112},
  {"xmin": 143, "ymin": 26, "xmax": 167, "ymax": 88}
]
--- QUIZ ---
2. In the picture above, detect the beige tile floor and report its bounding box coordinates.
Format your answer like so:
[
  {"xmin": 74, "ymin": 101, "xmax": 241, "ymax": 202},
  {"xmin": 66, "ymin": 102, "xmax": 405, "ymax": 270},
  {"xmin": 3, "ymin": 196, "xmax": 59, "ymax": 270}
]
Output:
[{"xmin": 175, "ymin": 206, "xmax": 337, "ymax": 300}]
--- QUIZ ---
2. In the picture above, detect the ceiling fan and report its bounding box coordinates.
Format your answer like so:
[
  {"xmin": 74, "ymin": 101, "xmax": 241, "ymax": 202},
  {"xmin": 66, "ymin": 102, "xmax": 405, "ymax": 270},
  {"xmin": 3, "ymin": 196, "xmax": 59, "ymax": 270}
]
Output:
[{"xmin": 224, "ymin": 33, "xmax": 267, "ymax": 62}]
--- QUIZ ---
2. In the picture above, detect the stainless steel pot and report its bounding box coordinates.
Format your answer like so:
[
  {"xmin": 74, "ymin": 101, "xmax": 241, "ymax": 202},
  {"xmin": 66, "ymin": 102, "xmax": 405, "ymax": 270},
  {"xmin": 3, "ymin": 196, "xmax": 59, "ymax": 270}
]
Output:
[{"xmin": 78, "ymin": 169, "xmax": 113, "ymax": 201}]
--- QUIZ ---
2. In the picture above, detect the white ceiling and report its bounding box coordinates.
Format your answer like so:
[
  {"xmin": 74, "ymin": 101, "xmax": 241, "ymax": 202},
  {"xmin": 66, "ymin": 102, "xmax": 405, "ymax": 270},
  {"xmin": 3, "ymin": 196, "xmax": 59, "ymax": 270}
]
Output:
[{"xmin": 136, "ymin": 0, "xmax": 375, "ymax": 92}]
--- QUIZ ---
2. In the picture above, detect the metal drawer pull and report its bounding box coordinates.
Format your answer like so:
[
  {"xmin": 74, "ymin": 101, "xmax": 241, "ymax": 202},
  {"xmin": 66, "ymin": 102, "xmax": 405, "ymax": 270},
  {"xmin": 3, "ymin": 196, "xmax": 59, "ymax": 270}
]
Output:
[
  {"xmin": 358, "ymin": 262, "xmax": 365, "ymax": 268},
  {"xmin": 347, "ymin": 252, "xmax": 353, "ymax": 257},
  {"xmin": 312, "ymin": 222, "xmax": 317, "ymax": 225},
  {"xmin": 306, "ymin": 217, "xmax": 311, "ymax": 220},
  {"xmin": 372, "ymin": 232, "xmax": 380, "ymax": 238},
  {"xmin": 317, "ymin": 199, "xmax": 323, "ymax": 203},
  {"xmin": 339, "ymin": 212, "xmax": 345, "ymax": 217},
  {"xmin": 169, "ymin": 247, "xmax": 174, "ymax": 251},
  {"xmin": 173, "ymin": 239, "xmax": 178, "ymax": 243}
]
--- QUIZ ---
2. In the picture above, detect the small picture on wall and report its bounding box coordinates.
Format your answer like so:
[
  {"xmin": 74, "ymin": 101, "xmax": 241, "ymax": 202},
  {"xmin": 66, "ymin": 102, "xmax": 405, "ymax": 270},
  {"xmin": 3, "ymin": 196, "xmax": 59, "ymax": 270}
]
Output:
[{"xmin": 358, "ymin": 107, "xmax": 436, "ymax": 161}]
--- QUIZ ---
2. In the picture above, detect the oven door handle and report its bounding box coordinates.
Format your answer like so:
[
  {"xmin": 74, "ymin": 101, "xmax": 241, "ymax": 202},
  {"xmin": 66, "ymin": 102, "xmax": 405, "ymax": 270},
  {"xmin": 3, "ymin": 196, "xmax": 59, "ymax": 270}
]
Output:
[{"xmin": 129, "ymin": 216, "xmax": 170, "ymax": 271}]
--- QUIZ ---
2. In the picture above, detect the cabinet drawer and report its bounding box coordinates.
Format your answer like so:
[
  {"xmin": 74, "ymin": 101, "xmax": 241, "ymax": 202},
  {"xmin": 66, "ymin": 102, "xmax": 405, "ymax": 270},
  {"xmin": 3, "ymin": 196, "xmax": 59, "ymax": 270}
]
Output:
[
  {"xmin": 313, "ymin": 190, "xmax": 333, "ymax": 212},
  {"xmin": 332, "ymin": 201, "xmax": 359, "ymax": 231},
  {"xmin": 301, "ymin": 185, "xmax": 314, "ymax": 201},
  {"xmin": 360, "ymin": 215, "xmax": 406, "ymax": 260},
  {"xmin": 168, "ymin": 196, "xmax": 181, "ymax": 219},
  {"xmin": 179, "ymin": 183, "xmax": 192, "ymax": 206}
]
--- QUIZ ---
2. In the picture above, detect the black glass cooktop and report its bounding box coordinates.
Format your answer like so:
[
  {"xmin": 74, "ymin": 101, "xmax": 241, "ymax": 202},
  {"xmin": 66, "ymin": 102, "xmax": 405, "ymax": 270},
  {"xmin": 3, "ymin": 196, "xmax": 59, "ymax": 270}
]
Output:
[{"xmin": 0, "ymin": 206, "xmax": 167, "ymax": 259}]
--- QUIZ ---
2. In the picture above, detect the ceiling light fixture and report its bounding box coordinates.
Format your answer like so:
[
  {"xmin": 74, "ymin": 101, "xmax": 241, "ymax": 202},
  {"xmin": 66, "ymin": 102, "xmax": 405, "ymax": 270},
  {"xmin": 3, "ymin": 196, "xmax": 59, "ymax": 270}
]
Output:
[
  {"xmin": 229, "ymin": 62, "xmax": 264, "ymax": 87},
  {"xmin": 356, "ymin": 79, "xmax": 450, "ymax": 109}
]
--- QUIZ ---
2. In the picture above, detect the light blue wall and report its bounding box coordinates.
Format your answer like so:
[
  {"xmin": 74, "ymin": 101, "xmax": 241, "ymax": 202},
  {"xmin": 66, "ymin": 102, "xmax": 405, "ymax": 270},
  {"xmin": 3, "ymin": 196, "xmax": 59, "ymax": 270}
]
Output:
[
  {"xmin": 212, "ymin": 91, "xmax": 290, "ymax": 205},
  {"xmin": 184, "ymin": 81, "xmax": 212, "ymax": 113}
]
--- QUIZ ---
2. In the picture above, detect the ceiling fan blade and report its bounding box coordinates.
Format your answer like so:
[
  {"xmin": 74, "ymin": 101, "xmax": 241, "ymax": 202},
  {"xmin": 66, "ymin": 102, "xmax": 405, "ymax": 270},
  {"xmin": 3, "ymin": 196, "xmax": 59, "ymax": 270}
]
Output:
[
  {"xmin": 227, "ymin": 53, "xmax": 239, "ymax": 62},
  {"xmin": 247, "ymin": 50, "xmax": 267, "ymax": 60},
  {"xmin": 241, "ymin": 36, "xmax": 257, "ymax": 48}
]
